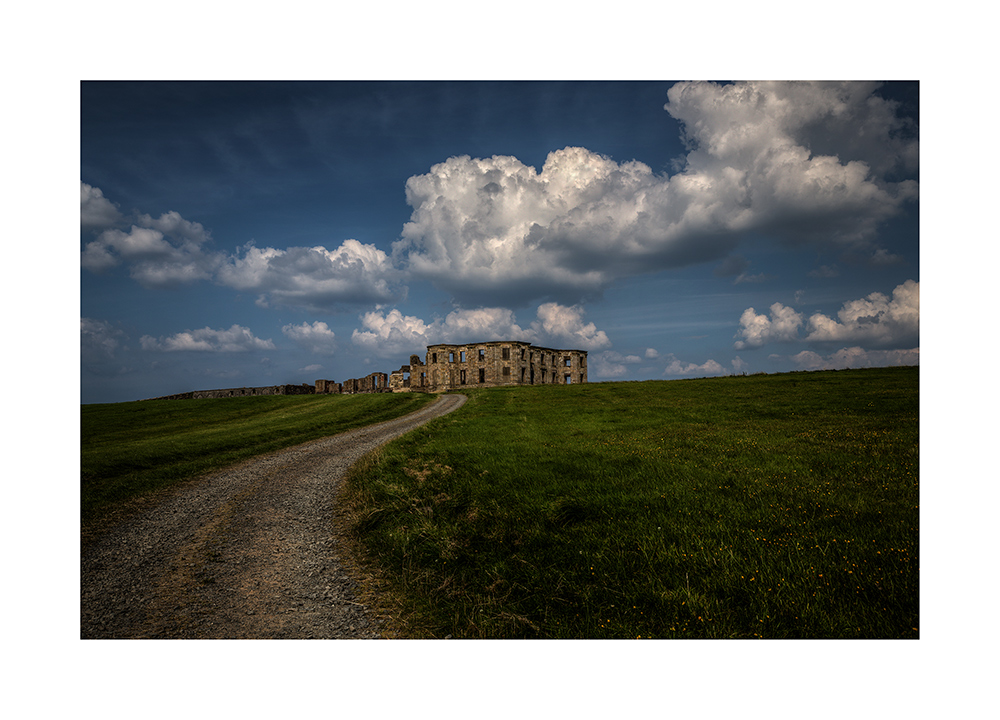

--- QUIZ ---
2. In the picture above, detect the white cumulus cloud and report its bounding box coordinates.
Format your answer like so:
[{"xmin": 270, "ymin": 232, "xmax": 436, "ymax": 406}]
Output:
[
  {"xmin": 805, "ymin": 280, "xmax": 918, "ymax": 347},
  {"xmin": 81, "ymin": 209, "xmax": 221, "ymax": 287},
  {"xmin": 282, "ymin": 321, "xmax": 338, "ymax": 353},
  {"xmin": 529, "ymin": 303, "xmax": 611, "ymax": 350},
  {"xmin": 140, "ymin": 324, "xmax": 275, "ymax": 352},
  {"xmin": 81, "ymin": 185, "xmax": 405, "ymax": 308},
  {"xmin": 216, "ymin": 239, "xmax": 403, "ymax": 310},
  {"xmin": 734, "ymin": 302, "xmax": 804, "ymax": 349},
  {"xmin": 394, "ymin": 82, "xmax": 918, "ymax": 305}
]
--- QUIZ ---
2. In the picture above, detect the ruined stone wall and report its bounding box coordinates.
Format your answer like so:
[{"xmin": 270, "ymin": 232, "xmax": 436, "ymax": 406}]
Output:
[
  {"xmin": 315, "ymin": 372, "xmax": 388, "ymax": 394},
  {"xmin": 147, "ymin": 384, "xmax": 316, "ymax": 401},
  {"xmin": 422, "ymin": 341, "xmax": 587, "ymax": 392},
  {"xmin": 388, "ymin": 355, "xmax": 428, "ymax": 392}
]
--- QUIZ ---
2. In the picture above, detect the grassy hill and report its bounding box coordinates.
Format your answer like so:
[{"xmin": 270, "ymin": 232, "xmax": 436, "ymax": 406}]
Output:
[{"xmin": 340, "ymin": 367, "xmax": 919, "ymax": 639}]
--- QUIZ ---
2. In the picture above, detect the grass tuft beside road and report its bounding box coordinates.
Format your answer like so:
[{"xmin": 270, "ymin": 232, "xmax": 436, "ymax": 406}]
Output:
[{"xmin": 340, "ymin": 367, "xmax": 919, "ymax": 639}]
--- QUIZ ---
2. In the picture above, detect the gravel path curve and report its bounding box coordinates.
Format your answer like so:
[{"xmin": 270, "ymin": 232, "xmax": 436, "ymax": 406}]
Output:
[{"xmin": 81, "ymin": 393, "xmax": 466, "ymax": 639}]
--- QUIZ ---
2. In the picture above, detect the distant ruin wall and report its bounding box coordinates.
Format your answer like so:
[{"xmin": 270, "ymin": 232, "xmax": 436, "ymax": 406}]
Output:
[
  {"xmin": 147, "ymin": 384, "xmax": 316, "ymax": 401},
  {"xmin": 315, "ymin": 372, "xmax": 389, "ymax": 394}
]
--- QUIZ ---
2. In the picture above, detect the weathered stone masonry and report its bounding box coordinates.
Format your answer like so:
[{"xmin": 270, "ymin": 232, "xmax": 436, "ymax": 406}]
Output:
[
  {"xmin": 316, "ymin": 372, "xmax": 388, "ymax": 395},
  {"xmin": 386, "ymin": 341, "xmax": 588, "ymax": 393}
]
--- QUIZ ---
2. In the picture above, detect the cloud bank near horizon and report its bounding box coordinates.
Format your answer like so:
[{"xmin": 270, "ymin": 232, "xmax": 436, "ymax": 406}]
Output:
[
  {"xmin": 734, "ymin": 280, "xmax": 919, "ymax": 350},
  {"xmin": 351, "ymin": 303, "xmax": 612, "ymax": 358}
]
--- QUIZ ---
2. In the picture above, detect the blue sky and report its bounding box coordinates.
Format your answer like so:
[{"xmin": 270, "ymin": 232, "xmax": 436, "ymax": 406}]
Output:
[{"xmin": 81, "ymin": 81, "xmax": 919, "ymax": 403}]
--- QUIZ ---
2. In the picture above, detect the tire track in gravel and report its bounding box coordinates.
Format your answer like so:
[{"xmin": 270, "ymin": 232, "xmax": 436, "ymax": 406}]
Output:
[{"xmin": 81, "ymin": 393, "xmax": 466, "ymax": 639}]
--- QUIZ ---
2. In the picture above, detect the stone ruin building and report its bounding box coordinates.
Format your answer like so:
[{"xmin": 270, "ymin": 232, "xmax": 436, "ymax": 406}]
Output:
[
  {"xmin": 383, "ymin": 341, "xmax": 587, "ymax": 393},
  {"xmin": 150, "ymin": 341, "xmax": 586, "ymax": 401}
]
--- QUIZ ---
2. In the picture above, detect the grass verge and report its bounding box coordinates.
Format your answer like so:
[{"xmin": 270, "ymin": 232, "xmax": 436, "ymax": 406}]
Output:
[
  {"xmin": 82, "ymin": 392, "xmax": 434, "ymax": 542},
  {"xmin": 340, "ymin": 367, "xmax": 918, "ymax": 639}
]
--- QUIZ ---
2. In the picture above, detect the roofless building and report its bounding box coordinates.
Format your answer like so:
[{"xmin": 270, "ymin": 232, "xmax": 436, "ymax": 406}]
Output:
[{"xmin": 387, "ymin": 341, "xmax": 588, "ymax": 393}]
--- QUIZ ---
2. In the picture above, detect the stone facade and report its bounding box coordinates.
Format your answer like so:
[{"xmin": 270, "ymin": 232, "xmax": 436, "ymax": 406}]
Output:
[{"xmin": 390, "ymin": 341, "xmax": 587, "ymax": 393}]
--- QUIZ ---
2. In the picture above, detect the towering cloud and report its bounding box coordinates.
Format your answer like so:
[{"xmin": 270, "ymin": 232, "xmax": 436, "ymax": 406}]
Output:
[{"xmin": 394, "ymin": 82, "xmax": 918, "ymax": 305}]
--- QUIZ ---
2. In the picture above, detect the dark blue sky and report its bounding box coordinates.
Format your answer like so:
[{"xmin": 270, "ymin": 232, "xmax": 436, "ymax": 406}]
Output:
[{"xmin": 81, "ymin": 81, "xmax": 919, "ymax": 403}]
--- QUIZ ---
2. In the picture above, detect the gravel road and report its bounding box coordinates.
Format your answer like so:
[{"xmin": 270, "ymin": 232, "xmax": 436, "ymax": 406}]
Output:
[{"xmin": 81, "ymin": 393, "xmax": 466, "ymax": 639}]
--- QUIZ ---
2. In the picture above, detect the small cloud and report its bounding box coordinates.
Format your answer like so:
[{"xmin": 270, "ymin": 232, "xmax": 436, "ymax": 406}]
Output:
[
  {"xmin": 529, "ymin": 303, "xmax": 611, "ymax": 350},
  {"xmin": 733, "ymin": 271, "xmax": 772, "ymax": 284},
  {"xmin": 282, "ymin": 321, "xmax": 338, "ymax": 353},
  {"xmin": 714, "ymin": 255, "xmax": 750, "ymax": 278},
  {"xmin": 140, "ymin": 324, "xmax": 275, "ymax": 352},
  {"xmin": 662, "ymin": 354, "xmax": 727, "ymax": 377},
  {"xmin": 734, "ymin": 302, "xmax": 803, "ymax": 349},
  {"xmin": 808, "ymin": 265, "xmax": 839, "ymax": 278},
  {"xmin": 645, "ymin": 348, "xmax": 660, "ymax": 360},
  {"xmin": 81, "ymin": 182, "xmax": 123, "ymax": 230},
  {"xmin": 81, "ymin": 317, "xmax": 126, "ymax": 364},
  {"xmin": 592, "ymin": 350, "xmax": 644, "ymax": 378}
]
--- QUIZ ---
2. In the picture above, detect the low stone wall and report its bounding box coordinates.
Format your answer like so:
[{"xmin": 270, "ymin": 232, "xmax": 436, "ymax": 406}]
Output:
[{"xmin": 147, "ymin": 384, "xmax": 316, "ymax": 401}]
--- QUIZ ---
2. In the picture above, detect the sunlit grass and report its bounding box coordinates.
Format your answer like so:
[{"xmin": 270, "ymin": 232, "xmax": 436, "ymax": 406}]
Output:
[{"xmin": 342, "ymin": 367, "xmax": 918, "ymax": 639}]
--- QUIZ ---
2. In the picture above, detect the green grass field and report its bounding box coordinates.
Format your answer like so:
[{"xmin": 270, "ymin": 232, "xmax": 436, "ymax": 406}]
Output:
[
  {"xmin": 341, "ymin": 367, "xmax": 919, "ymax": 639},
  {"xmin": 81, "ymin": 392, "xmax": 434, "ymax": 527}
]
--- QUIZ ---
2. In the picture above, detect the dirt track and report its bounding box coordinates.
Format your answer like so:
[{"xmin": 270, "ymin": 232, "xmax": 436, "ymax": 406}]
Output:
[{"xmin": 81, "ymin": 393, "xmax": 466, "ymax": 639}]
